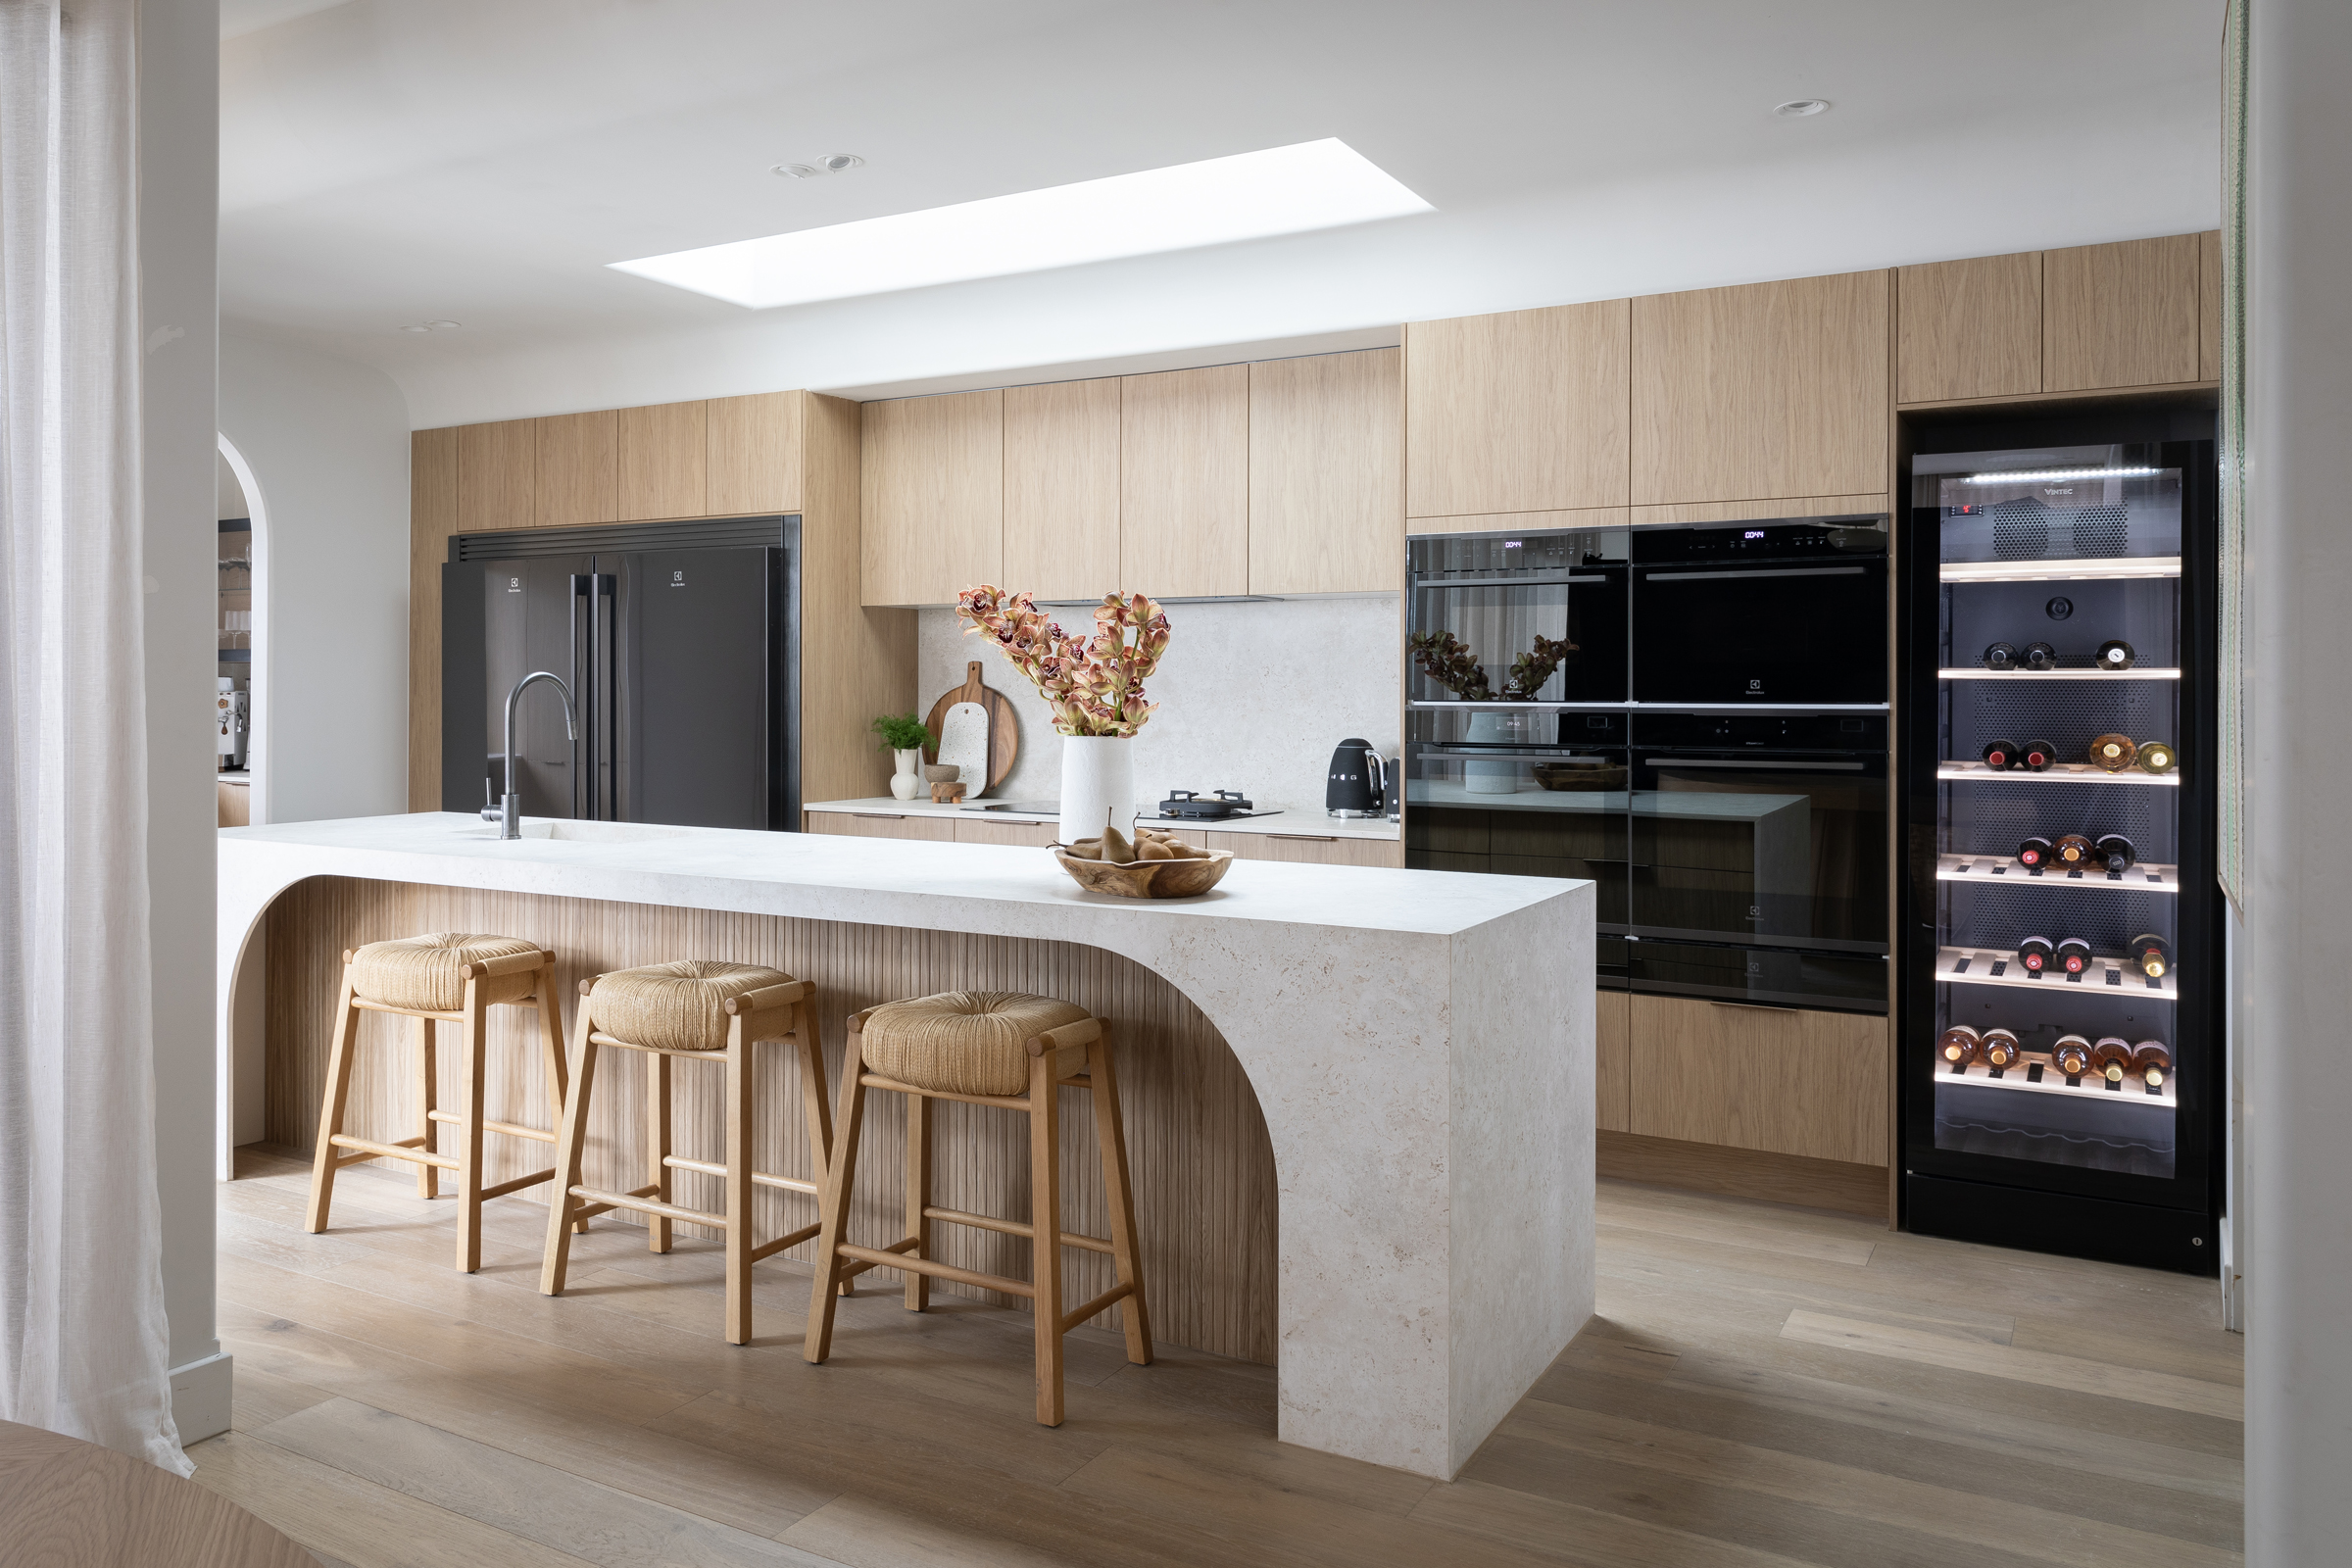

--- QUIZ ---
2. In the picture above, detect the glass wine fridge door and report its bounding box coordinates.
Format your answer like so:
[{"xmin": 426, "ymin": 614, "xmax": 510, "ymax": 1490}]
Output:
[{"xmin": 1406, "ymin": 527, "xmax": 1627, "ymax": 704}]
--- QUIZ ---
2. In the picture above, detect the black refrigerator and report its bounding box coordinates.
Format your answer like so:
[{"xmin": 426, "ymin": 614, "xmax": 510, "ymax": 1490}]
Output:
[
  {"xmin": 441, "ymin": 516, "xmax": 801, "ymax": 831},
  {"xmin": 1899, "ymin": 426, "xmax": 2223, "ymax": 1275}
]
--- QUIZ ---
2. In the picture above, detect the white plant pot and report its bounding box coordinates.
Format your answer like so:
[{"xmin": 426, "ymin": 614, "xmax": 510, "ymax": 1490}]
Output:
[
  {"xmin": 1059, "ymin": 735, "xmax": 1135, "ymax": 847},
  {"xmin": 890, "ymin": 747, "xmax": 922, "ymax": 802}
]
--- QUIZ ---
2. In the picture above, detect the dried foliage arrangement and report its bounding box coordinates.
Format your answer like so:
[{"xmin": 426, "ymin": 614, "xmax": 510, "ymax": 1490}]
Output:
[{"xmin": 956, "ymin": 586, "xmax": 1172, "ymax": 737}]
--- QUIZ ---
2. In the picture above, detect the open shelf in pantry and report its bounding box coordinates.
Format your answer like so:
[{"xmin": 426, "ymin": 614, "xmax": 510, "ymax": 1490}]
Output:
[
  {"xmin": 1934, "ymin": 1053, "xmax": 2176, "ymax": 1107},
  {"xmin": 1936, "ymin": 761, "xmax": 2179, "ymax": 786},
  {"xmin": 1937, "ymin": 854, "xmax": 2178, "ymax": 894},
  {"xmin": 1937, "ymin": 667, "xmax": 2180, "ymax": 682},
  {"xmin": 1938, "ymin": 557, "xmax": 2181, "ymax": 584},
  {"xmin": 1936, "ymin": 946, "xmax": 2177, "ymax": 1002}
]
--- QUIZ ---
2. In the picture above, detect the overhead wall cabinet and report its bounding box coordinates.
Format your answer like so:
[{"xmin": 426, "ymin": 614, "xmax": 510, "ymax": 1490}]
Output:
[
  {"xmin": 1003, "ymin": 377, "xmax": 1121, "ymax": 603},
  {"xmin": 617, "ymin": 400, "xmax": 708, "ymax": 520},
  {"xmin": 1121, "ymin": 365, "xmax": 1250, "ymax": 601},
  {"xmin": 2043, "ymin": 234, "xmax": 2203, "ymax": 393},
  {"xmin": 1632, "ymin": 270, "xmax": 1890, "ymax": 508},
  {"xmin": 533, "ymin": 410, "xmax": 618, "ymax": 529},
  {"xmin": 860, "ymin": 389, "xmax": 1004, "ymax": 608},
  {"xmin": 1896, "ymin": 252, "xmax": 2043, "ymax": 405},
  {"xmin": 1249, "ymin": 347, "xmax": 1402, "ymax": 596},
  {"xmin": 706, "ymin": 391, "xmax": 804, "ymax": 515},
  {"xmin": 1402, "ymin": 300, "xmax": 1629, "ymax": 521}
]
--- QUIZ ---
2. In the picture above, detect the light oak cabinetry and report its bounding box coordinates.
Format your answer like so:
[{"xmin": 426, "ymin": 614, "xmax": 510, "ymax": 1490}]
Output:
[
  {"xmin": 1003, "ymin": 377, "xmax": 1121, "ymax": 602},
  {"xmin": 706, "ymin": 391, "xmax": 803, "ymax": 515},
  {"xmin": 1595, "ymin": 989, "xmax": 1630, "ymax": 1134},
  {"xmin": 2043, "ymin": 234, "xmax": 2202, "ymax": 393},
  {"xmin": 1403, "ymin": 300, "xmax": 1629, "ymax": 520},
  {"xmin": 456, "ymin": 418, "xmax": 535, "ymax": 533},
  {"xmin": 803, "ymin": 812, "xmax": 1406, "ymax": 866},
  {"xmin": 861, "ymin": 390, "xmax": 1004, "ymax": 607},
  {"xmin": 1896, "ymin": 252, "xmax": 2042, "ymax": 404},
  {"xmin": 1632, "ymin": 270, "xmax": 1889, "ymax": 507},
  {"xmin": 533, "ymin": 410, "xmax": 618, "ymax": 529},
  {"xmin": 1249, "ymin": 348, "xmax": 1402, "ymax": 595},
  {"xmin": 617, "ymin": 400, "xmax": 707, "ymax": 520},
  {"xmin": 803, "ymin": 810, "xmax": 957, "ymax": 842},
  {"xmin": 1121, "ymin": 366, "xmax": 1250, "ymax": 600},
  {"xmin": 1627, "ymin": 994, "xmax": 1887, "ymax": 1168},
  {"xmin": 408, "ymin": 427, "xmax": 461, "ymax": 811},
  {"xmin": 2200, "ymin": 228, "xmax": 2223, "ymax": 381}
]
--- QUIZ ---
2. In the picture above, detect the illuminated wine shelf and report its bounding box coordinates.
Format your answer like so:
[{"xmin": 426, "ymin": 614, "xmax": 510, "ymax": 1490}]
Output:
[
  {"xmin": 1934, "ymin": 1054, "xmax": 2176, "ymax": 1107},
  {"xmin": 1937, "ymin": 667, "xmax": 2180, "ymax": 681},
  {"xmin": 1936, "ymin": 945, "xmax": 2178, "ymax": 1003},
  {"xmin": 1936, "ymin": 761, "xmax": 2179, "ymax": 786},
  {"xmin": 1937, "ymin": 854, "xmax": 2178, "ymax": 894},
  {"xmin": 1938, "ymin": 557, "xmax": 2181, "ymax": 584}
]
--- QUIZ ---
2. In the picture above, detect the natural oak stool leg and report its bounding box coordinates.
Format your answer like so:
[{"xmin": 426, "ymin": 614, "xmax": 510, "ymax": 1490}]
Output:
[
  {"xmin": 804, "ymin": 995, "xmax": 1152, "ymax": 1428},
  {"xmin": 303, "ymin": 936, "xmax": 571, "ymax": 1272},
  {"xmin": 538, "ymin": 962, "xmax": 831, "ymax": 1344}
]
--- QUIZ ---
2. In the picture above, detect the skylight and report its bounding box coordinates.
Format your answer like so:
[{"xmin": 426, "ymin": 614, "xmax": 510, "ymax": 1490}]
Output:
[{"xmin": 610, "ymin": 139, "xmax": 1432, "ymax": 310}]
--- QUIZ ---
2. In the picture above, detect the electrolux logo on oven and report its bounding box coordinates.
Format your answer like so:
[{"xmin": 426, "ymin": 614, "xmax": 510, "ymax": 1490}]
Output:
[
  {"xmin": 670, "ymin": 569, "xmax": 686, "ymax": 588},
  {"xmin": 1747, "ymin": 678, "xmax": 1763, "ymax": 693}
]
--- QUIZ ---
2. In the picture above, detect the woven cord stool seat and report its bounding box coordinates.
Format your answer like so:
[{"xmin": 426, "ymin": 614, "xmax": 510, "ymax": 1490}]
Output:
[
  {"xmin": 306, "ymin": 934, "xmax": 570, "ymax": 1273},
  {"xmin": 806, "ymin": 991, "xmax": 1152, "ymax": 1427},
  {"xmin": 539, "ymin": 960, "xmax": 831, "ymax": 1345}
]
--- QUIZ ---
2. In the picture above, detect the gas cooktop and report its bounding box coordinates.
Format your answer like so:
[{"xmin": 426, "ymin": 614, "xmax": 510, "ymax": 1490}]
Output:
[{"xmin": 1144, "ymin": 790, "xmax": 1280, "ymax": 822}]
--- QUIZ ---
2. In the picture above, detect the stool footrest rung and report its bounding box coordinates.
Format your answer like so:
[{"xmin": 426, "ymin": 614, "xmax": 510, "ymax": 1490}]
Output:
[
  {"xmin": 747, "ymin": 1222, "xmax": 822, "ymax": 1264},
  {"xmin": 570, "ymin": 1184, "xmax": 725, "ymax": 1231},
  {"xmin": 479, "ymin": 1168, "xmax": 559, "ymax": 1200},
  {"xmin": 426, "ymin": 1108, "xmax": 556, "ymax": 1144},
  {"xmin": 330, "ymin": 1133, "xmax": 458, "ymax": 1171},
  {"xmin": 351, "ymin": 998, "xmax": 464, "ymax": 1021},
  {"xmin": 837, "ymin": 1241, "xmax": 1033, "ymax": 1298},
  {"xmin": 921, "ymin": 1204, "xmax": 1113, "ymax": 1255},
  {"xmin": 858, "ymin": 1072, "xmax": 1032, "ymax": 1110},
  {"xmin": 1061, "ymin": 1281, "xmax": 1135, "ymax": 1333},
  {"xmin": 832, "ymin": 1237, "xmax": 917, "ymax": 1282},
  {"xmin": 661, "ymin": 1154, "xmax": 817, "ymax": 1196},
  {"xmin": 568, "ymin": 1182, "xmax": 663, "ymax": 1222}
]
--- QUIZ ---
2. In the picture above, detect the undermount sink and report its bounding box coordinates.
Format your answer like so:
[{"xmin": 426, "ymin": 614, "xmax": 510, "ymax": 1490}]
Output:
[{"xmin": 459, "ymin": 819, "xmax": 693, "ymax": 844}]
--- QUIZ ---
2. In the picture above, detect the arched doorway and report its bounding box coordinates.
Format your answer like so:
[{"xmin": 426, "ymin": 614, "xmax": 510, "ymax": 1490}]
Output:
[{"xmin": 216, "ymin": 433, "xmax": 270, "ymax": 1170}]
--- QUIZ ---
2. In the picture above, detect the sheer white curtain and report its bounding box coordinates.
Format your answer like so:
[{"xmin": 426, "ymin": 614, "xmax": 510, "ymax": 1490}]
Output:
[{"xmin": 0, "ymin": 0, "xmax": 184, "ymax": 1472}]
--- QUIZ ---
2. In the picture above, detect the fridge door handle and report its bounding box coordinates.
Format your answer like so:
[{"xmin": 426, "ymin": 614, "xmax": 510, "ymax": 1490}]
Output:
[
  {"xmin": 595, "ymin": 572, "xmax": 615, "ymax": 820},
  {"xmin": 569, "ymin": 574, "xmax": 591, "ymax": 821}
]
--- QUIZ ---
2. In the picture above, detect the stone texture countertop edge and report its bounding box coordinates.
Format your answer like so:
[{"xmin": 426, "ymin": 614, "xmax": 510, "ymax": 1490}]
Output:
[{"xmin": 804, "ymin": 797, "xmax": 1403, "ymax": 842}]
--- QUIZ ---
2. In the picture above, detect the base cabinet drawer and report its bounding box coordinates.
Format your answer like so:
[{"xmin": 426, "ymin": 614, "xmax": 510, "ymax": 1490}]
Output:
[
  {"xmin": 803, "ymin": 810, "xmax": 956, "ymax": 842},
  {"xmin": 1200, "ymin": 830, "xmax": 1404, "ymax": 867},
  {"xmin": 1627, "ymin": 994, "xmax": 1886, "ymax": 1166}
]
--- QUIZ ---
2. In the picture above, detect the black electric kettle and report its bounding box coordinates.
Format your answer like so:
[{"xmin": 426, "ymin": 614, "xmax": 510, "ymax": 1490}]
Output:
[{"xmin": 1325, "ymin": 738, "xmax": 1387, "ymax": 818}]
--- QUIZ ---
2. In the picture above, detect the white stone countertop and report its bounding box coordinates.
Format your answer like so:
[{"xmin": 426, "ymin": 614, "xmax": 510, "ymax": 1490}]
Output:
[
  {"xmin": 217, "ymin": 812, "xmax": 1592, "ymax": 1480},
  {"xmin": 805, "ymin": 797, "xmax": 1402, "ymax": 842}
]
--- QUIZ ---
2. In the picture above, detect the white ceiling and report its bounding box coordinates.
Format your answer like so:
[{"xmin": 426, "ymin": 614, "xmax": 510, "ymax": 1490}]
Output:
[{"xmin": 219, "ymin": 0, "xmax": 2225, "ymax": 427}]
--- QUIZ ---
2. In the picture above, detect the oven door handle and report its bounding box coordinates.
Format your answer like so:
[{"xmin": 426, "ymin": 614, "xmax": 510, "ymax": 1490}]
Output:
[
  {"xmin": 1639, "ymin": 758, "xmax": 1867, "ymax": 769},
  {"xmin": 1641, "ymin": 566, "xmax": 1869, "ymax": 581}
]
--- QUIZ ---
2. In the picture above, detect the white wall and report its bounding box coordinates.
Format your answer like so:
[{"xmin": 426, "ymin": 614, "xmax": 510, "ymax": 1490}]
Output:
[
  {"xmin": 2244, "ymin": 0, "xmax": 2352, "ymax": 1558},
  {"xmin": 913, "ymin": 598, "xmax": 1401, "ymax": 815},
  {"xmin": 219, "ymin": 333, "xmax": 412, "ymax": 824}
]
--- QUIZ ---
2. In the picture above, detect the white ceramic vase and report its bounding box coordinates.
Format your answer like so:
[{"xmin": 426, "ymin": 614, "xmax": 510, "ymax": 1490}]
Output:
[
  {"xmin": 890, "ymin": 747, "xmax": 923, "ymax": 802},
  {"xmin": 1059, "ymin": 734, "xmax": 1135, "ymax": 846}
]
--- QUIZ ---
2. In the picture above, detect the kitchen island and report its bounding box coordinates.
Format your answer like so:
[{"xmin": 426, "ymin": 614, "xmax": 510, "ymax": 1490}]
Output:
[{"xmin": 217, "ymin": 812, "xmax": 1591, "ymax": 1479}]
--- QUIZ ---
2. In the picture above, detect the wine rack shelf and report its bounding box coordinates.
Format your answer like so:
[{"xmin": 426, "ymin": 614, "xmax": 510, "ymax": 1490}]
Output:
[
  {"xmin": 1936, "ymin": 854, "xmax": 2178, "ymax": 894},
  {"xmin": 1937, "ymin": 667, "xmax": 2180, "ymax": 682},
  {"xmin": 1938, "ymin": 557, "xmax": 2181, "ymax": 585},
  {"xmin": 1935, "ymin": 1054, "xmax": 2177, "ymax": 1107},
  {"xmin": 1936, "ymin": 945, "xmax": 2178, "ymax": 1003},
  {"xmin": 1936, "ymin": 761, "xmax": 2180, "ymax": 787}
]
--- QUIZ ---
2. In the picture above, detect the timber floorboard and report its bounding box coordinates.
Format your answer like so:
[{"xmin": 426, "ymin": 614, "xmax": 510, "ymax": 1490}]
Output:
[{"xmin": 192, "ymin": 1147, "xmax": 2241, "ymax": 1568}]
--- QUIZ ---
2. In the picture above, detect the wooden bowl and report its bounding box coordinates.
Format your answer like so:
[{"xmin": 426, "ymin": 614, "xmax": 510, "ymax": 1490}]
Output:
[{"xmin": 1053, "ymin": 847, "xmax": 1235, "ymax": 899}]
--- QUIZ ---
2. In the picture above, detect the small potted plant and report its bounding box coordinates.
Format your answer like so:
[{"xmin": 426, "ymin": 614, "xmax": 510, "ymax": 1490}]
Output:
[{"xmin": 869, "ymin": 712, "xmax": 936, "ymax": 801}]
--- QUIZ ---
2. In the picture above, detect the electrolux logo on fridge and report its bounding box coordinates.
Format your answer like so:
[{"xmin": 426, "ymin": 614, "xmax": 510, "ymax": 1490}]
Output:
[{"xmin": 671, "ymin": 569, "xmax": 686, "ymax": 587}]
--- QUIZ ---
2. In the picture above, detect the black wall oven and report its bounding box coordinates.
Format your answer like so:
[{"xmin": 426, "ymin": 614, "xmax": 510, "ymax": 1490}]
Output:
[{"xmin": 1631, "ymin": 517, "xmax": 1887, "ymax": 706}]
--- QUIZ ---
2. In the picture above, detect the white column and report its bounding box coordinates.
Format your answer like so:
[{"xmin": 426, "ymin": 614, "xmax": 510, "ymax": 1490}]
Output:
[{"xmin": 2244, "ymin": 0, "xmax": 2352, "ymax": 1558}]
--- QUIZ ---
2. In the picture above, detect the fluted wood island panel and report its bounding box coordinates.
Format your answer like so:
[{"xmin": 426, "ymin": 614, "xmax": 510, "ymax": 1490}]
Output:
[{"xmin": 263, "ymin": 874, "xmax": 1276, "ymax": 1361}]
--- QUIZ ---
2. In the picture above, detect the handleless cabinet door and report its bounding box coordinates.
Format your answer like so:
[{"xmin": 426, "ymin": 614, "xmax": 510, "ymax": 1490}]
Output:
[
  {"xmin": 2199, "ymin": 228, "xmax": 2224, "ymax": 382},
  {"xmin": 1004, "ymin": 377, "xmax": 1121, "ymax": 602},
  {"xmin": 2043, "ymin": 235, "xmax": 2201, "ymax": 392},
  {"xmin": 1121, "ymin": 366, "xmax": 1249, "ymax": 600},
  {"xmin": 534, "ymin": 411, "xmax": 618, "ymax": 529},
  {"xmin": 706, "ymin": 391, "xmax": 804, "ymax": 515},
  {"xmin": 1628, "ymin": 994, "xmax": 1887, "ymax": 1166},
  {"xmin": 1404, "ymin": 301, "xmax": 1629, "ymax": 519},
  {"xmin": 1896, "ymin": 252, "xmax": 2042, "ymax": 404},
  {"xmin": 1633, "ymin": 270, "xmax": 1889, "ymax": 507},
  {"xmin": 1249, "ymin": 349, "xmax": 1401, "ymax": 595},
  {"xmin": 1596, "ymin": 989, "xmax": 1631, "ymax": 1134},
  {"xmin": 861, "ymin": 389, "xmax": 1004, "ymax": 607},
  {"xmin": 458, "ymin": 418, "xmax": 536, "ymax": 534},
  {"xmin": 618, "ymin": 401, "xmax": 708, "ymax": 520}
]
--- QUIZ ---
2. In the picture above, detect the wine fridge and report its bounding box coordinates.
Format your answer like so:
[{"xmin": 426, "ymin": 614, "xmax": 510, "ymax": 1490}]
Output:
[{"xmin": 1899, "ymin": 432, "xmax": 2223, "ymax": 1274}]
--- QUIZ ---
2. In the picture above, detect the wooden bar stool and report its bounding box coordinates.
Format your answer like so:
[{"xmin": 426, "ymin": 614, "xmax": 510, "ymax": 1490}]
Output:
[
  {"xmin": 305, "ymin": 933, "xmax": 570, "ymax": 1273},
  {"xmin": 804, "ymin": 991, "xmax": 1152, "ymax": 1426},
  {"xmin": 538, "ymin": 960, "xmax": 831, "ymax": 1345}
]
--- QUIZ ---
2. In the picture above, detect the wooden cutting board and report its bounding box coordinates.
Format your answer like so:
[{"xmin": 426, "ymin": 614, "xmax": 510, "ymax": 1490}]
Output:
[{"xmin": 923, "ymin": 660, "xmax": 1019, "ymax": 795}]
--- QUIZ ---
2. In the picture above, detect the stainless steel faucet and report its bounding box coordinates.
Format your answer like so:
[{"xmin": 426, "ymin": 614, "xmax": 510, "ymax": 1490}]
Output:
[{"xmin": 484, "ymin": 670, "xmax": 579, "ymax": 839}]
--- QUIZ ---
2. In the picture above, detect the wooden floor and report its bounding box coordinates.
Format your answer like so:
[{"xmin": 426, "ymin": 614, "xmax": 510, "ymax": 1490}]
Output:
[{"xmin": 195, "ymin": 1147, "xmax": 2243, "ymax": 1568}]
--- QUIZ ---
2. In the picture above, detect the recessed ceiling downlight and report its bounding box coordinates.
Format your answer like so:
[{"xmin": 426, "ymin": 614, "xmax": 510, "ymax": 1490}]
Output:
[
  {"xmin": 624, "ymin": 138, "xmax": 1432, "ymax": 310},
  {"xmin": 773, "ymin": 155, "xmax": 863, "ymax": 179},
  {"xmin": 1774, "ymin": 98, "xmax": 1831, "ymax": 117}
]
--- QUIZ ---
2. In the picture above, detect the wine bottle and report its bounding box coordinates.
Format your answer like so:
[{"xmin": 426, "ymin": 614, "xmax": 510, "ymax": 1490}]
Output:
[
  {"xmin": 2024, "ymin": 641, "xmax": 2058, "ymax": 671},
  {"xmin": 1983, "ymin": 641, "xmax": 2020, "ymax": 671},
  {"xmin": 2093, "ymin": 833, "xmax": 2137, "ymax": 872},
  {"xmin": 2055, "ymin": 935, "xmax": 2092, "ymax": 975},
  {"xmin": 2137, "ymin": 739, "xmax": 2178, "ymax": 774},
  {"xmin": 1982, "ymin": 737, "xmax": 2023, "ymax": 770},
  {"xmin": 1983, "ymin": 1027, "xmax": 2024, "ymax": 1067},
  {"xmin": 2053, "ymin": 833, "xmax": 2096, "ymax": 867},
  {"xmin": 2049, "ymin": 1034, "xmax": 2093, "ymax": 1076},
  {"xmin": 2088, "ymin": 733, "xmax": 2138, "ymax": 771},
  {"xmin": 2019, "ymin": 738, "xmax": 2058, "ymax": 771},
  {"xmin": 2089, "ymin": 1037, "xmax": 2134, "ymax": 1083},
  {"xmin": 1938, "ymin": 1025, "xmax": 1984, "ymax": 1067},
  {"xmin": 2017, "ymin": 935, "xmax": 2056, "ymax": 974},
  {"xmin": 2096, "ymin": 638, "xmax": 2136, "ymax": 670},
  {"xmin": 2017, "ymin": 835, "xmax": 2054, "ymax": 868},
  {"xmin": 2132, "ymin": 1041, "xmax": 2173, "ymax": 1089},
  {"xmin": 2131, "ymin": 932, "xmax": 2174, "ymax": 979}
]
